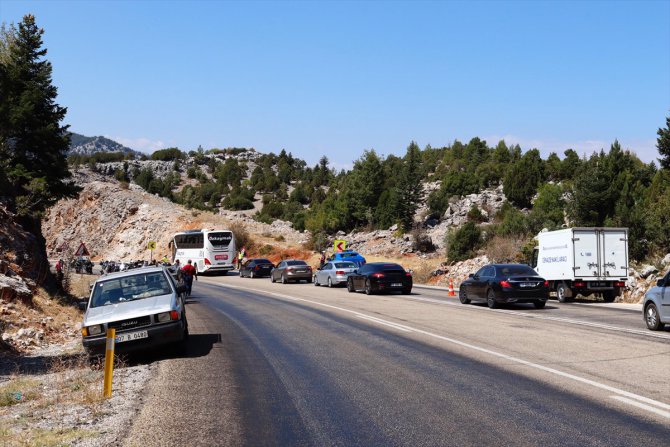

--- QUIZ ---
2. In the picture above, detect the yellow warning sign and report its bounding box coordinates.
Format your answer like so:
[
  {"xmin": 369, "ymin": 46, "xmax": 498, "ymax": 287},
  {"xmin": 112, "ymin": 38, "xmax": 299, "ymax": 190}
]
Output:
[
  {"xmin": 334, "ymin": 240, "xmax": 346, "ymax": 252},
  {"xmin": 147, "ymin": 241, "xmax": 156, "ymax": 250}
]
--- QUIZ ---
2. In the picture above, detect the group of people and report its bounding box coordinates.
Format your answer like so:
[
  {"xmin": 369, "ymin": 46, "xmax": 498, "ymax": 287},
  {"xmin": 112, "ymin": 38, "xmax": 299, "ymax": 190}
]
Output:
[{"xmin": 169, "ymin": 258, "xmax": 197, "ymax": 296}]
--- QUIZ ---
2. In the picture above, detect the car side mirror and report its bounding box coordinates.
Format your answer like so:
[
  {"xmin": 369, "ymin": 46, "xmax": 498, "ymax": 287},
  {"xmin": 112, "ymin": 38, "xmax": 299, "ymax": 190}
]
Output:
[
  {"xmin": 78, "ymin": 300, "xmax": 88, "ymax": 310},
  {"xmin": 469, "ymin": 273, "xmax": 475, "ymax": 278}
]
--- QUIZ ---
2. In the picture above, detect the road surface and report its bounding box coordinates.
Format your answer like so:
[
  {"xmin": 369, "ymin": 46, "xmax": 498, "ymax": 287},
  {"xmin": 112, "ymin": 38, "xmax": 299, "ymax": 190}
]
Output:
[{"xmin": 122, "ymin": 274, "xmax": 670, "ymax": 446}]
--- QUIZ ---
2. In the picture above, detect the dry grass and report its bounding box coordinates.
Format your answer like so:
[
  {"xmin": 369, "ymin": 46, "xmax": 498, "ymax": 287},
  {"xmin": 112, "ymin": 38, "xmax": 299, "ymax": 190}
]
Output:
[
  {"xmin": 66, "ymin": 273, "xmax": 96, "ymax": 298},
  {"xmin": 484, "ymin": 235, "xmax": 526, "ymax": 263}
]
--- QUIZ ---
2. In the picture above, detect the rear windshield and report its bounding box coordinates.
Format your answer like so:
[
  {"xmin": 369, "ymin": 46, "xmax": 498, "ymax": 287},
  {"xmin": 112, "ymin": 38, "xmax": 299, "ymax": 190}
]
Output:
[
  {"xmin": 91, "ymin": 271, "xmax": 172, "ymax": 308},
  {"xmin": 498, "ymin": 265, "xmax": 538, "ymax": 276},
  {"xmin": 208, "ymin": 231, "xmax": 233, "ymax": 247},
  {"xmin": 334, "ymin": 262, "xmax": 356, "ymax": 268},
  {"xmin": 254, "ymin": 259, "xmax": 272, "ymax": 264},
  {"xmin": 339, "ymin": 253, "xmax": 360, "ymax": 258},
  {"xmin": 287, "ymin": 260, "xmax": 307, "ymax": 266}
]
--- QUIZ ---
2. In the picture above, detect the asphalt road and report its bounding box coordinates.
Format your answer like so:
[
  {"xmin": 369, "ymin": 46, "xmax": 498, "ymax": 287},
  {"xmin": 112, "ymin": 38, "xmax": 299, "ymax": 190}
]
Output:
[{"xmin": 123, "ymin": 274, "xmax": 670, "ymax": 446}]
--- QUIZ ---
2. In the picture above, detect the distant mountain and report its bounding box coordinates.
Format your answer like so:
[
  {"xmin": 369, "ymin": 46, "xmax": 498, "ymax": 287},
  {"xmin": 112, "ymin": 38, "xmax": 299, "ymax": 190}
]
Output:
[{"xmin": 68, "ymin": 132, "xmax": 140, "ymax": 157}]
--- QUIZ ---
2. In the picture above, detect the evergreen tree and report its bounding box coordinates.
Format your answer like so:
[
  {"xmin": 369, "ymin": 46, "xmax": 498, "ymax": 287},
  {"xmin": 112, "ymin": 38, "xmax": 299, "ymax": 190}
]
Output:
[
  {"xmin": 0, "ymin": 14, "xmax": 78, "ymax": 225},
  {"xmin": 657, "ymin": 116, "xmax": 670, "ymax": 170},
  {"xmin": 503, "ymin": 149, "xmax": 544, "ymax": 208},
  {"xmin": 396, "ymin": 141, "xmax": 423, "ymax": 232}
]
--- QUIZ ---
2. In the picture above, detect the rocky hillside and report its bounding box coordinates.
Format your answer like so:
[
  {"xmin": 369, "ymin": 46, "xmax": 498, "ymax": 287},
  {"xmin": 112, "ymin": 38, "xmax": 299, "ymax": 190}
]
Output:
[
  {"xmin": 68, "ymin": 132, "xmax": 138, "ymax": 157},
  {"xmin": 42, "ymin": 169, "xmax": 308, "ymax": 262}
]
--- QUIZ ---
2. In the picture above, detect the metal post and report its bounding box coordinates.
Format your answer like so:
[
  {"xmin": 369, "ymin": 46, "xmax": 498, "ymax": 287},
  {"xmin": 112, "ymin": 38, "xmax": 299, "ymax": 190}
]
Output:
[{"xmin": 103, "ymin": 328, "xmax": 116, "ymax": 398}]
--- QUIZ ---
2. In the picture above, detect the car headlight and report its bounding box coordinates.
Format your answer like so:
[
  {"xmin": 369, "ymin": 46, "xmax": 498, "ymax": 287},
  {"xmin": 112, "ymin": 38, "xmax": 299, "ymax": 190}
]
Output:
[{"xmin": 83, "ymin": 324, "xmax": 103, "ymax": 336}]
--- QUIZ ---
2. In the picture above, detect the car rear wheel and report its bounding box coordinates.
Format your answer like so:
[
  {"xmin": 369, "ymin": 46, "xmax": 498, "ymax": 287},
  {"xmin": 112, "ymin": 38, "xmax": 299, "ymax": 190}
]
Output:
[
  {"xmin": 314, "ymin": 275, "xmax": 319, "ymax": 286},
  {"xmin": 270, "ymin": 274, "xmax": 275, "ymax": 283},
  {"xmin": 281, "ymin": 274, "xmax": 287, "ymax": 284},
  {"xmin": 645, "ymin": 303, "xmax": 665, "ymax": 331},
  {"xmin": 459, "ymin": 287, "xmax": 471, "ymax": 304},
  {"xmin": 533, "ymin": 300, "xmax": 546, "ymax": 309},
  {"xmin": 365, "ymin": 279, "xmax": 373, "ymax": 295},
  {"xmin": 487, "ymin": 289, "xmax": 498, "ymax": 309},
  {"xmin": 347, "ymin": 279, "xmax": 355, "ymax": 293},
  {"xmin": 250, "ymin": 271, "xmax": 255, "ymax": 279},
  {"xmin": 328, "ymin": 277, "xmax": 333, "ymax": 288},
  {"xmin": 402, "ymin": 288, "xmax": 411, "ymax": 295}
]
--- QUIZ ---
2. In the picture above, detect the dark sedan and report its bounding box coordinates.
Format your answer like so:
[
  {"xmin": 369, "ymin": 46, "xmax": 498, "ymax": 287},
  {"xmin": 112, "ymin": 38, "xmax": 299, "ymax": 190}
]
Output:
[
  {"xmin": 240, "ymin": 258, "xmax": 274, "ymax": 278},
  {"xmin": 270, "ymin": 259, "xmax": 313, "ymax": 284},
  {"xmin": 459, "ymin": 264, "xmax": 549, "ymax": 309},
  {"xmin": 347, "ymin": 262, "xmax": 412, "ymax": 295}
]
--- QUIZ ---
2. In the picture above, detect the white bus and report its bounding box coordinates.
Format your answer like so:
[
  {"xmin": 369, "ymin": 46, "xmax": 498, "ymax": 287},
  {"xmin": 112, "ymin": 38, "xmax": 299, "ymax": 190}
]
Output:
[{"xmin": 170, "ymin": 229, "xmax": 236, "ymax": 274}]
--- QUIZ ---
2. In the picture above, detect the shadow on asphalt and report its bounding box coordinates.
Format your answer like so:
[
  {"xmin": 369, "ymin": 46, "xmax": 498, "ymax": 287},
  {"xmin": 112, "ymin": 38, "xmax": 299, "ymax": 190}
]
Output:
[
  {"xmin": 467, "ymin": 302, "xmax": 560, "ymax": 311},
  {"xmin": 118, "ymin": 332, "xmax": 222, "ymax": 366}
]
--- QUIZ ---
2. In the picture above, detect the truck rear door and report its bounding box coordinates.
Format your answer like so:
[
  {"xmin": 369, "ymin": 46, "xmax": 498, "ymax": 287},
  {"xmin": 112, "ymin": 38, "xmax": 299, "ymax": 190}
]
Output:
[
  {"xmin": 601, "ymin": 230, "xmax": 628, "ymax": 279},
  {"xmin": 573, "ymin": 230, "xmax": 600, "ymax": 278}
]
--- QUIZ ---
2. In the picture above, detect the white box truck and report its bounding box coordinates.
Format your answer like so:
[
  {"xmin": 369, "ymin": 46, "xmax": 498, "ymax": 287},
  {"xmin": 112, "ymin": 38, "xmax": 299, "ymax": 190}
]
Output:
[{"xmin": 530, "ymin": 227, "xmax": 628, "ymax": 302}]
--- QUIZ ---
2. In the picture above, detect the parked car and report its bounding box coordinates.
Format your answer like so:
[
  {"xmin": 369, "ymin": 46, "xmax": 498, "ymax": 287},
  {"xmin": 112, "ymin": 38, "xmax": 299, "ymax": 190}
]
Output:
[
  {"xmin": 240, "ymin": 258, "xmax": 274, "ymax": 278},
  {"xmin": 330, "ymin": 250, "xmax": 367, "ymax": 268},
  {"xmin": 643, "ymin": 268, "xmax": 670, "ymax": 330},
  {"xmin": 459, "ymin": 264, "xmax": 549, "ymax": 309},
  {"xmin": 80, "ymin": 266, "xmax": 189, "ymax": 357},
  {"xmin": 270, "ymin": 260, "xmax": 313, "ymax": 284},
  {"xmin": 347, "ymin": 262, "xmax": 412, "ymax": 295},
  {"xmin": 314, "ymin": 261, "xmax": 357, "ymax": 287}
]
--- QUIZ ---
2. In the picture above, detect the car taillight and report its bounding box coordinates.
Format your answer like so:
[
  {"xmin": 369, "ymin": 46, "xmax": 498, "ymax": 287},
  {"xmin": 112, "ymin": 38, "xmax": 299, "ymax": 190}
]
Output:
[
  {"xmin": 543, "ymin": 281, "xmax": 549, "ymax": 287},
  {"xmin": 254, "ymin": 266, "xmax": 260, "ymax": 270},
  {"xmin": 204, "ymin": 258, "xmax": 211, "ymax": 265},
  {"xmin": 307, "ymin": 266, "xmax": 312, "ymax": 271},
  {"xmin": 371, "ymin": 273, "xmax": 385, "ymax": 278},
  {"xmin": 336, "ymin": 270, "xmax": 345, "ymax": 275},
  {"xmin": 170, "ymin": 310, "xmax": 179, "ymax": 320},
  {"xmin": 405, "ymin": 272, "xmax": 412, "ymax": 277},
  {"xmin": 500, "ymin": 280, "xmax": 512, "ymax": 288},
  {"xmin": 614, "ymin": 281, "xmax": 626, "ymax": 287},
  {"xmin": 574, "ymin": 281, "xmax": 585, "ymax": 287}
]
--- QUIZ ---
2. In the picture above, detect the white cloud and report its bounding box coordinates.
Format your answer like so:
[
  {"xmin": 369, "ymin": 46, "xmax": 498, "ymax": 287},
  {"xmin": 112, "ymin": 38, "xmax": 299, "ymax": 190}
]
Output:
[
  {"xmin": 482, "ymin": 134, "xmax": 659, "ymax": 163},
  {"xmin": 106, "ymin": 136, "xmax": 166, "ymax": 154}
]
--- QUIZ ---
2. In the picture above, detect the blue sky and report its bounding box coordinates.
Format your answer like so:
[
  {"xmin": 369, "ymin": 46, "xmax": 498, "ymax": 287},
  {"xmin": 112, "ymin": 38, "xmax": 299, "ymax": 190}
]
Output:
[{"xmin": 2, "ymin": 0, "xmax": 669, "ymax": 168}]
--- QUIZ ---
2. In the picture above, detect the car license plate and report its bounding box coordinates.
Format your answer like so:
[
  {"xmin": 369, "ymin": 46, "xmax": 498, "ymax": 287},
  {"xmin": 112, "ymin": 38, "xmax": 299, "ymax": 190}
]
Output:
[
  {"xmin": 589, "ymin": 281, "xmax": 607, "ymax": 287},
  {"xmin": 391, "ymin": 283, "xmax": 402, "ymax": 287},
  {"xmin": 520, "ymin": 282, "xmax": 535, "ymax": 288},
  {"xmin": 215, "ymin": 254, "xmax": 228, "ymax": 260},
  {"xmin": 116, "ymin": 330, "xmax": 148, "ymax": 343}
]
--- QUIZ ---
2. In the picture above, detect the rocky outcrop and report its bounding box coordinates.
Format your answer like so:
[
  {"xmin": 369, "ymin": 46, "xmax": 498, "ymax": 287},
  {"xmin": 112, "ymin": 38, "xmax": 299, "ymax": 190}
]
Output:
[{"xmin": 42, "ymin": 175, "xmax": 308, "ymax": 262}]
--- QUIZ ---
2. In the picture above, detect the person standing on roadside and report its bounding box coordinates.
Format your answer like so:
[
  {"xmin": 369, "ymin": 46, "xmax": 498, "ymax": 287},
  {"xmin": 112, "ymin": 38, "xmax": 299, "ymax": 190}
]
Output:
[
  {"xmin": 237, "ymin": 246, "xmax": 246, "ymax": 269},
  {"xmin": 55, "ymin": 259, "xmax": 64, "ymax": 284},
  {"xmin": 181, "ymin": 259, "xmax": 197, "ymax": 296}
]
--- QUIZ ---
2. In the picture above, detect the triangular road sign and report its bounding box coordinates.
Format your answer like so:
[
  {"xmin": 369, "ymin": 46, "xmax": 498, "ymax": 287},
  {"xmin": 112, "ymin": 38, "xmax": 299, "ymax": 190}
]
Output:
[{"xmin": 74, "ymin": 242, "xmax": 90, "ymax": 257}]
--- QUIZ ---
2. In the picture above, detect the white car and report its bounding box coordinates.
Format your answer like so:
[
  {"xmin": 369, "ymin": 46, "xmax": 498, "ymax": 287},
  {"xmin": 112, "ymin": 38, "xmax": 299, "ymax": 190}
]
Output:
[
  {"xmin": 314, "ymin": 261, "xmax": 357, "ymax": 287},
  {"xmin": 643, "ymin": 269, "xmax": 670, "ymax": 330},
  {"xmin": 81, "ymin": 266, "xmax": 189, "ymax": 356}
]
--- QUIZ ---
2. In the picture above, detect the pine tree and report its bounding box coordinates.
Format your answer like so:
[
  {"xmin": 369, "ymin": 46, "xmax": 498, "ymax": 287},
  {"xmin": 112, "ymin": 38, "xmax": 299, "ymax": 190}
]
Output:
[
  {"xmin": 657, "ymin": 116, "xmax": 670, "ymax": 170},
  {"xmin": 396, "ymin": 141, "xmax": 423, "ymax": 232},
  {"xmin": 0, "ymin": 14, "xmax": 77, "ymax": 223}
]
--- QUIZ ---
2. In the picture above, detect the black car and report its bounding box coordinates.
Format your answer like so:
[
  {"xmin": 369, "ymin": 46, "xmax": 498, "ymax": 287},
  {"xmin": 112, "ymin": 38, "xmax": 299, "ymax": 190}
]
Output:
[
  {"xmin": 347, "ymin": 262, "xmax": 412, "ymax": 295},
  {"xmin": 240, "ymin": 258, "xmax": 274, "ymax": 278},
  {"xmin": 459, "ymin": 264, "xmax": 549, "ymax": 309}
]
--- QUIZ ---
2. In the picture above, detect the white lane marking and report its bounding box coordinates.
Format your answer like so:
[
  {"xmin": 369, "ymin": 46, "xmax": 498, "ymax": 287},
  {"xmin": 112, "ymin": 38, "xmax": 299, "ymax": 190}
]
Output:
[
  {"xmin": 404, "ymin": 295, "xmax": 670, "ymax": 340},
  {"xmin": 205, "ymin": 281, "xmax": 670, "ymax": 419},
  {"xmin": 610, "ymin": 396, "xmax": 670, "ymax": 419},
  {"xmin": 355, "ymin": 315, "xmax": 413, "ymax": 333}
]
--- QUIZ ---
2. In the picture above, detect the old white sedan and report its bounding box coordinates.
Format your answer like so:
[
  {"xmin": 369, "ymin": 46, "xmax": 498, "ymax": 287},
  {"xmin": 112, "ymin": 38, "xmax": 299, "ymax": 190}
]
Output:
[
  {"xmin": 81, "ymin": 266, "xmax": 189, "ymax": 356},
  {"xmin": 643, "ymin": 268, "xmax": 670, "ymax": 330}
]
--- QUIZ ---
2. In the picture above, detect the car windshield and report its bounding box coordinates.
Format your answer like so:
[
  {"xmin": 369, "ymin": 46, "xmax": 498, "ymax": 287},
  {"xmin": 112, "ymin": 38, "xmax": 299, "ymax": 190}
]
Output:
[
  {"xmin": 90, "ymin": 271, "xmax": 172, "ymax": 308},
  {"xmin": 287, "ymin": 260, "xmax": 307, "ymax": 266},
  {"xmin": 499, "ymin": 265, "xmax": 538, "ymax": 276},
  {"xmin": 339, "ymin": 253, "xmax": 359, "ymax": 258},
  {"xmin": 334, "ymin": 262, "xmax": 356, "ymax": 269},
  {"xmin": 255, "ymin": 259, "xmax": 272, "ymax": 264}
]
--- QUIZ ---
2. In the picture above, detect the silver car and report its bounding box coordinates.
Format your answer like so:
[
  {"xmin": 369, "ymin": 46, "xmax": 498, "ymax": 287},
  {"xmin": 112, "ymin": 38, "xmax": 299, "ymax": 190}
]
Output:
[
  {"xmin": 643, "ymin": 268, "xmax": 670, "ymax": 330},
  {"xmin": 81, "ymin": 266, "xmax": 189, "ymax": 356},
  {"xmin": 314, "ymin": 261, "xmax": 357, "ymax": 287}
]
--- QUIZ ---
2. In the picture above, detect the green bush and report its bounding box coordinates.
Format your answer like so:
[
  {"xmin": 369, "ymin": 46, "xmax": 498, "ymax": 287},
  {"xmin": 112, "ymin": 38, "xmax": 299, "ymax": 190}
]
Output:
[
  {"xmin": 446, "ymin": 222, "xmax": 482, "ymax": 262},
  {"xmin": 151, "ymin": 148, "xmax": 185, "ymax": 161}
]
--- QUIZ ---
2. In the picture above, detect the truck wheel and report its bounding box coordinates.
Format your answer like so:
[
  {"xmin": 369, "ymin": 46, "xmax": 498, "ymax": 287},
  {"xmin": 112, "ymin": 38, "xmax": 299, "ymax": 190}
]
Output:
[
  {"xmin": 602, "ymin": 291, "xmax": 616, "ymax": 303},
  {"xmin": 645, "ymin": 303, "xmax": 665, "ymax": 331},
  {"xmin": 556, "ymin": 283, "xmax": 570, "ymax": 303}
]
